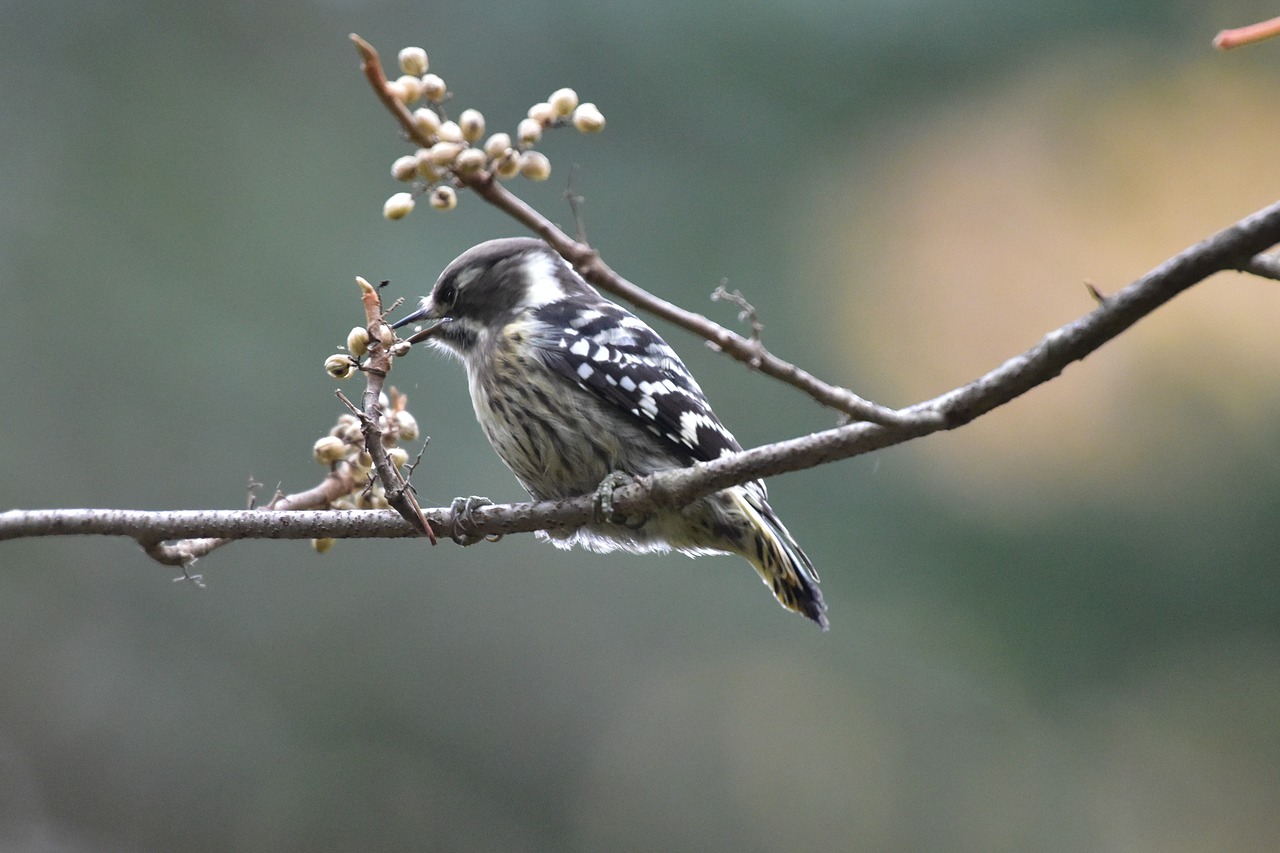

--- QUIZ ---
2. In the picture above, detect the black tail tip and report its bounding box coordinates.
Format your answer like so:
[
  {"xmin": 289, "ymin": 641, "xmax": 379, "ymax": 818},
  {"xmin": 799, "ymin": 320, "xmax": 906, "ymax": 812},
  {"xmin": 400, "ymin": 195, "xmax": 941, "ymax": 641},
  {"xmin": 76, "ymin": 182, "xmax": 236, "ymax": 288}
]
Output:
[{"xmin": 803, "ymin": 598, "xmax": 830, "ymax": 631}]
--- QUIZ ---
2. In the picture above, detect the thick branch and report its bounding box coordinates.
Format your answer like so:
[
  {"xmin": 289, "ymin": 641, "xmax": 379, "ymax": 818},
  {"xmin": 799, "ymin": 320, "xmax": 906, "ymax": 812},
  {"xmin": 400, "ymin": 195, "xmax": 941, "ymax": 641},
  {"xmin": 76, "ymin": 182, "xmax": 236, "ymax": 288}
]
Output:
[
  {"xmin": 138, "ymin": 469, "xmax": 356, "ymax": 565},
  {"xmin": 7, "ymin": 196, "xmax": 1280, "ymax": 548},
  {"xmin": 5, "ymin": 38, "xmax": 1278, "ymax": 553}
]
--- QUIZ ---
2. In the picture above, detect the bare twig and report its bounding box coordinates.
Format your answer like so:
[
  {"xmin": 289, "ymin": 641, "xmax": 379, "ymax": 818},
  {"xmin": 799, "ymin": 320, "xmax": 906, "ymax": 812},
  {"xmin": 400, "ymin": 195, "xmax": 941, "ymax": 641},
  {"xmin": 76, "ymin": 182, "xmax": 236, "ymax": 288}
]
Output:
[
  {"xmin": 1214, "ymin": 16, "xmax": 1280, "ymax": 50},
  {"xmin": 1240, "ymin": 253, "xmax": 1280, "ymax": 281},
  {"xmin": 564, "ymin": 165, "xmax": 588, "ymax": 245},
  {"xmin": 711, "ymin": 281, "xmax": 765, "ymax": 345},
  {"xmin": 353, "ymin": 276, "xmax": 435, "ymax": 542}
]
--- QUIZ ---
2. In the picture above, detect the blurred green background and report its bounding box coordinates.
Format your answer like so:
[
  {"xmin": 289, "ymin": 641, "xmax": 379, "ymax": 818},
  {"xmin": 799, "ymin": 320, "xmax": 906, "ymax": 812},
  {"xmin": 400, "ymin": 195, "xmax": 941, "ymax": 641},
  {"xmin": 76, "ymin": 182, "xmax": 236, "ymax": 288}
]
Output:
[{"xmin": 4, "ymin": 1, "xmax": 1280, "ymax": 850}]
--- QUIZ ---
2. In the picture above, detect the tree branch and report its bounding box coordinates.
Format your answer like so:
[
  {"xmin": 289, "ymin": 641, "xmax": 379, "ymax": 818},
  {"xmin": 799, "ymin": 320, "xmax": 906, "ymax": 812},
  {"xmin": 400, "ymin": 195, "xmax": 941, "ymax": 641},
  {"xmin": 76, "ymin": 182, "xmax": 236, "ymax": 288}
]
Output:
[
  {"xmin": 6, "ymin": 195, "xmax": 1279, "ymax": 548},
  {"xmin": 1214, "ymin": 16, "xmax": 1280, "ymax": 50},
  {"xmin": 5, "ymin": 36, "xmax": 1280, "ymax": 559},
  {"xmin": 351, "ymin": 275, "xmax": 435, "ymax": 541},
  {"xmin": 1240, "ymin": 252, "xmax": 1280, "ymax": 281}
]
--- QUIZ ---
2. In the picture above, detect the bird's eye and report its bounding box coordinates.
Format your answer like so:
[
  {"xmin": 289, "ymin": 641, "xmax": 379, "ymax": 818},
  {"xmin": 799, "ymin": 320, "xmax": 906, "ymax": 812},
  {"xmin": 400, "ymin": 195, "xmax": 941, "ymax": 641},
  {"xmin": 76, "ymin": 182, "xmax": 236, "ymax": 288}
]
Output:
[{"xmin": 436, "ymin": 282, "xmax": 457, "ymax": 306}]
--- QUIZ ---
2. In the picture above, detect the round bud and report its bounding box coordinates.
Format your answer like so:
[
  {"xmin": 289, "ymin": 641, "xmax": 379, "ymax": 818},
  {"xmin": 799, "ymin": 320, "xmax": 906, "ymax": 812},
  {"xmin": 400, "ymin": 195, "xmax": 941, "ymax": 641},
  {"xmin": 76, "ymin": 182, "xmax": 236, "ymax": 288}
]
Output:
[
  {"xmin": 394, "ymin": 75, "xmax": 423, "ymax": 104},
  {"xmin": 429, "ymin": 185, "xmax": 458, "ymax": 210},
  {"xmin": 374, "ymin": 322, "xmax": 394, "ymax": 347},
  {"xmin": 393, "ymin": 410, "xmax": 420, "ymax": 442},
  {"xmin": 519, "ymin": 150, "xmax": 552, "ymax": 181},
  {"xmin": 458, "ymin": 109, "xmax": 486, "ymax": 142},
  {"xmin": 453, "ymin": 147, "xmax": 487, "ymax": 174},
  {"xmin": 412, "ymin": 107, "xmax": 441, "ymax": 138},
  {"xmin": 347, "ymin": 326, "xmax": 370, "ymax": 357},
  {"xmin": 425, "ymin": 141, "xmax": 464, "ymax": 166},
  {"xmin": 527, "ymin": 101, "xmax": 557, "ymax": 126},
  {"xmin": 421, "ymin": 74, "xmax": 447, "ymax": 102},
  {"xmin": 411, "ymin": 148, "xmax": 440, "ymax": 182},
  {"xmin": 492, "ymin": 148, "xmax": 521, "ymax": 179},
  {"xmin": 382, "ymin": 191, "xmax": 415, "ymax": 220},
  {"xmin": 384, "ymin": 79, "xmax": 409, "ymax": 104},
  {"xmin": 350, "ymin": 449, "xmax": 374, "ymax": 474},
  {"xmin": 549, "ymin": 87, "xmax": 579, "ymax": 117},
  {"xmin": 398, "ymin": 46, "xmax": 429, "ymax": 76},
  {"xmin": 436, "ymin": 120, "xmax": 464, "ymax": 144},
  {"xmin": 338, "ymin": 422, "xmax": 363, "ymax": 444},
  {"xmin": 483, "ymin": 132, "xmax": 513, "ymax": 159},
  {"xmin": 517, "ymin": 118, "xmax": 543, "ymax": 146},
  {"xmin": 312, "ymin": 537, "xmax": 336, "ymax": 554},
  {"xmin": 388, "ymin": 446, "xmax": 410, "ymax": 469},
  {"xmin": 313, "ymin": 435, "xmax": 348, "ymax": 465},
  {"xmin": 391, "ymin": 154, "xmax": 419, "ymax": 182},
  {"xmin": 390, "ymin": 340, "xmax": 411, "ymax": 358},
  {"xmin": 572, "ymin": 103, "xmax": 606, "ymax": 133},
  {"xmin": 325, "ymin": 353, "xmax": 357, "ymax": 379}
]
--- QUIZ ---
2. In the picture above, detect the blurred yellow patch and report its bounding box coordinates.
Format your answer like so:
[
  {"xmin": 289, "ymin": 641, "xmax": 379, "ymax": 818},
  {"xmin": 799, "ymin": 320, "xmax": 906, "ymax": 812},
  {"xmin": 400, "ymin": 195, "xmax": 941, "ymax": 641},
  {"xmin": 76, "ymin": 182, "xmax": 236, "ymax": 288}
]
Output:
[{"xmin": 810, "ymin": 59, "xmax": 1280, "ymax": 515}]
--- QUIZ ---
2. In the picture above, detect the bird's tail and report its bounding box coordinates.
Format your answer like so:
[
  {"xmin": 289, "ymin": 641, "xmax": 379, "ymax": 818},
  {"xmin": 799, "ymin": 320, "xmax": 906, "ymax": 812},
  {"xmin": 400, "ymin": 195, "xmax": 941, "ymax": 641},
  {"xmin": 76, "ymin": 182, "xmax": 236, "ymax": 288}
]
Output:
[{"xmin": 728, "ymin": 486, "xmax": 828, "ymax": 630}]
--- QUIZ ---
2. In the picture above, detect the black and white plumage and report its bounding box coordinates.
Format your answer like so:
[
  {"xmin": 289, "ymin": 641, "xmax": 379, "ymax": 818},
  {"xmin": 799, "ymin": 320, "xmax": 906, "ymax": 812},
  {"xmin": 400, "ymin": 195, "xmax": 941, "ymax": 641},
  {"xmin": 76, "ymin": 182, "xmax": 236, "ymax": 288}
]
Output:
[{"xmin": 393, "ymin": 238, "xmax": 827, "ymax": 628}]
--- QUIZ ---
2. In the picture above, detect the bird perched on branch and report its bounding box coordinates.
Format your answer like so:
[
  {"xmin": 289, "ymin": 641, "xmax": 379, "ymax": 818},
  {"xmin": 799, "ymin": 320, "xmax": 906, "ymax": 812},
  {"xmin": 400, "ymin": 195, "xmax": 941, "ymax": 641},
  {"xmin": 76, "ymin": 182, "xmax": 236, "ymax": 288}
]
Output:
[{"xmin": 393, "ymin": 238, "xmax": 827, "ymax": 628}]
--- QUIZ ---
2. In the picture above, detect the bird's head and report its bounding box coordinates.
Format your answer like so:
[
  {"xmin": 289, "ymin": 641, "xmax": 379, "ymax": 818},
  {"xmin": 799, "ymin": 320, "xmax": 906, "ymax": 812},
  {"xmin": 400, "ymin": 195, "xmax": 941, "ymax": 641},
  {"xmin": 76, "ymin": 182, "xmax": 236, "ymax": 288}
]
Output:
[{"xmin": 392, "ymin": 238, "xmax": 592, "ymax": 356}]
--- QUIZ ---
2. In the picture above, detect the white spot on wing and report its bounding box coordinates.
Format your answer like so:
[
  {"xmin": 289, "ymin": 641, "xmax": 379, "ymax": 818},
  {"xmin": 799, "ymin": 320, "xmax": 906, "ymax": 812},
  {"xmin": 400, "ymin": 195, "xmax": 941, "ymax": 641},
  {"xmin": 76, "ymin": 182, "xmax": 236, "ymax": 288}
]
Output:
[
  {"xmin": 570, "ymin": 338, "xmax": 591, "ymax": 356},
  {"xmin": 680, "ymin": 411, "xmax": 715, "ymax": 446},
  {"xmin": 570, "ymin": 309, "xmax": 603, "ymax": 328},
  {"xmin": 577, "ymin": 362, "xmax": 594, "ymax": 380}
]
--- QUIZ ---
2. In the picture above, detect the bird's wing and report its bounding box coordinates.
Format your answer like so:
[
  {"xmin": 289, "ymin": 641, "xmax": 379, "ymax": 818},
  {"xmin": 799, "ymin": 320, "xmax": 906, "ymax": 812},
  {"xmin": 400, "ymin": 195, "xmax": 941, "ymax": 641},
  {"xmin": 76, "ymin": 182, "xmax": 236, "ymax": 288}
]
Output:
[{"xmin": 531, "ymin": 300, "xmax": 742, "ymax": 465}]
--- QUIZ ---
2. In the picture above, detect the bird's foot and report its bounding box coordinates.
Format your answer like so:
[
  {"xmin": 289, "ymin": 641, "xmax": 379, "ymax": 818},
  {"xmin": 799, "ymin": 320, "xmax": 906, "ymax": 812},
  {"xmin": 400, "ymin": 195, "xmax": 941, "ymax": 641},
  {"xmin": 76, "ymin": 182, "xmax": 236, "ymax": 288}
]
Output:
[
  {"xmin": 449, "ymin": 496, "xmax": 501, "ymax": 545},
  {"xmin": 592, "ymin": 471, "xmax": 645, "ymax": 528}
]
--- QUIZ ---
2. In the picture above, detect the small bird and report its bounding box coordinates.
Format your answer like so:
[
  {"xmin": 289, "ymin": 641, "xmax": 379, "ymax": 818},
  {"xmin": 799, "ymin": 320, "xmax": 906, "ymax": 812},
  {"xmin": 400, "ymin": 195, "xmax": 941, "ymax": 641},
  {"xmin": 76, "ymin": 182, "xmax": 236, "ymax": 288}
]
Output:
[{"xmin": 393, "ymin": 238, "xmax": 827, "ymax": 628}]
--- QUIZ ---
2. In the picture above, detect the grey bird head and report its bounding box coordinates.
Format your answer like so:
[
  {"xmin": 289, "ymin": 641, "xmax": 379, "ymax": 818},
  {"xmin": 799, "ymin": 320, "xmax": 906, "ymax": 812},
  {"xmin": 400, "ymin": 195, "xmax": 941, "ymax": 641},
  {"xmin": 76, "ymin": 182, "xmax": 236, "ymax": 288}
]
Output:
[{"xmin": 391, "ymin": 238, "xmax": 594, "ymax": 356}]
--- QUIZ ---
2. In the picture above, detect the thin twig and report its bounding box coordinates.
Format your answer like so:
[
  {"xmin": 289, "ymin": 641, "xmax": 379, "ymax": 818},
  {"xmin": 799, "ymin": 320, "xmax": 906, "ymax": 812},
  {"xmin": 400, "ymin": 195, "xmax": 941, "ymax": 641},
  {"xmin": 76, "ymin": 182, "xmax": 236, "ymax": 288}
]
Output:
[
  {"xmin": 711, "ymin": 281, "xmax": 765, "ymax": 346},
  {"xmin": 1214, "ymin": 16, "xmax": 1280, "ymax": 50},
  {"xmin": 354, "ymin": 276, "xmax": 435, "ymax": 541},
  {"xmin": 1240, "ymin": 253, "xmax": 1280, "ymax": 281}
]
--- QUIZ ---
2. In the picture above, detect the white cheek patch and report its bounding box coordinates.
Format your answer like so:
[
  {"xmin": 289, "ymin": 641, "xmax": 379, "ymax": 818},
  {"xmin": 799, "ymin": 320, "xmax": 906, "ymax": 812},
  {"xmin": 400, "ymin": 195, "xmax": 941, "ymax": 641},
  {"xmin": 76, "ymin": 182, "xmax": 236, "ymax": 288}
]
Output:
[{"xmin": 521, "ymin": 252, "xmax": 568, "ymax": 308}]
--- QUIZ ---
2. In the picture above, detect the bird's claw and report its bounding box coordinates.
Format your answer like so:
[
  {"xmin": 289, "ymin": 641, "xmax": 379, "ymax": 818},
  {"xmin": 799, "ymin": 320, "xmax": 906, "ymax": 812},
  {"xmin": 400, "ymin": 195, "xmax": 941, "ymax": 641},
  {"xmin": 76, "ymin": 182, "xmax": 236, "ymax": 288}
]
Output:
[
  {"xmin": 593, "ymin": 471, "xmax": 640, "ymax": 527},
  {"xmin": 449, "ymin": 496, "xmax": 500, "ymax": 545}
]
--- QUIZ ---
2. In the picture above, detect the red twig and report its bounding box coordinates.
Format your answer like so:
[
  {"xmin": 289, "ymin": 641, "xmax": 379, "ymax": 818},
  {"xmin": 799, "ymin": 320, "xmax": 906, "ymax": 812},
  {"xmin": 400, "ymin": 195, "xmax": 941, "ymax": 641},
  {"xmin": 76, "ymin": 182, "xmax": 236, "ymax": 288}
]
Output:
[{"xmin": 1214, "ymin": 16, "xmax": 1280, "ymax": 50}]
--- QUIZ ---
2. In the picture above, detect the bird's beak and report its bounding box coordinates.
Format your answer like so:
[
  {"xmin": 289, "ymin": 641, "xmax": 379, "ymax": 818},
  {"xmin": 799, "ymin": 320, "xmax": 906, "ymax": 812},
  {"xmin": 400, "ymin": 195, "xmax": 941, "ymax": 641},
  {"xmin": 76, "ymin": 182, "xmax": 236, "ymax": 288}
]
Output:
[
  {"xmin": 391, "ymin": 299, "xmax": 452, "ymax": 344},
  {"xmin": 391, "ymin": 301, "xmax": 433, "ymax": 330}
]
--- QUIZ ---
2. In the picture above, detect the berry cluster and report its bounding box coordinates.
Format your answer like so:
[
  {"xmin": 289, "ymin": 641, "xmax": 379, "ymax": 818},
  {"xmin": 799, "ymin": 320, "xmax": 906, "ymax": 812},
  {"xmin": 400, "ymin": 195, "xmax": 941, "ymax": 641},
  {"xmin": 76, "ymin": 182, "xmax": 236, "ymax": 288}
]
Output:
[
  {"xmin": 307, "ymin": 385, "xmax": 421, "ymax": 552},
  {"xmin": 380, "ymin": 45, "xmax": 605, "ymax": 220}
]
